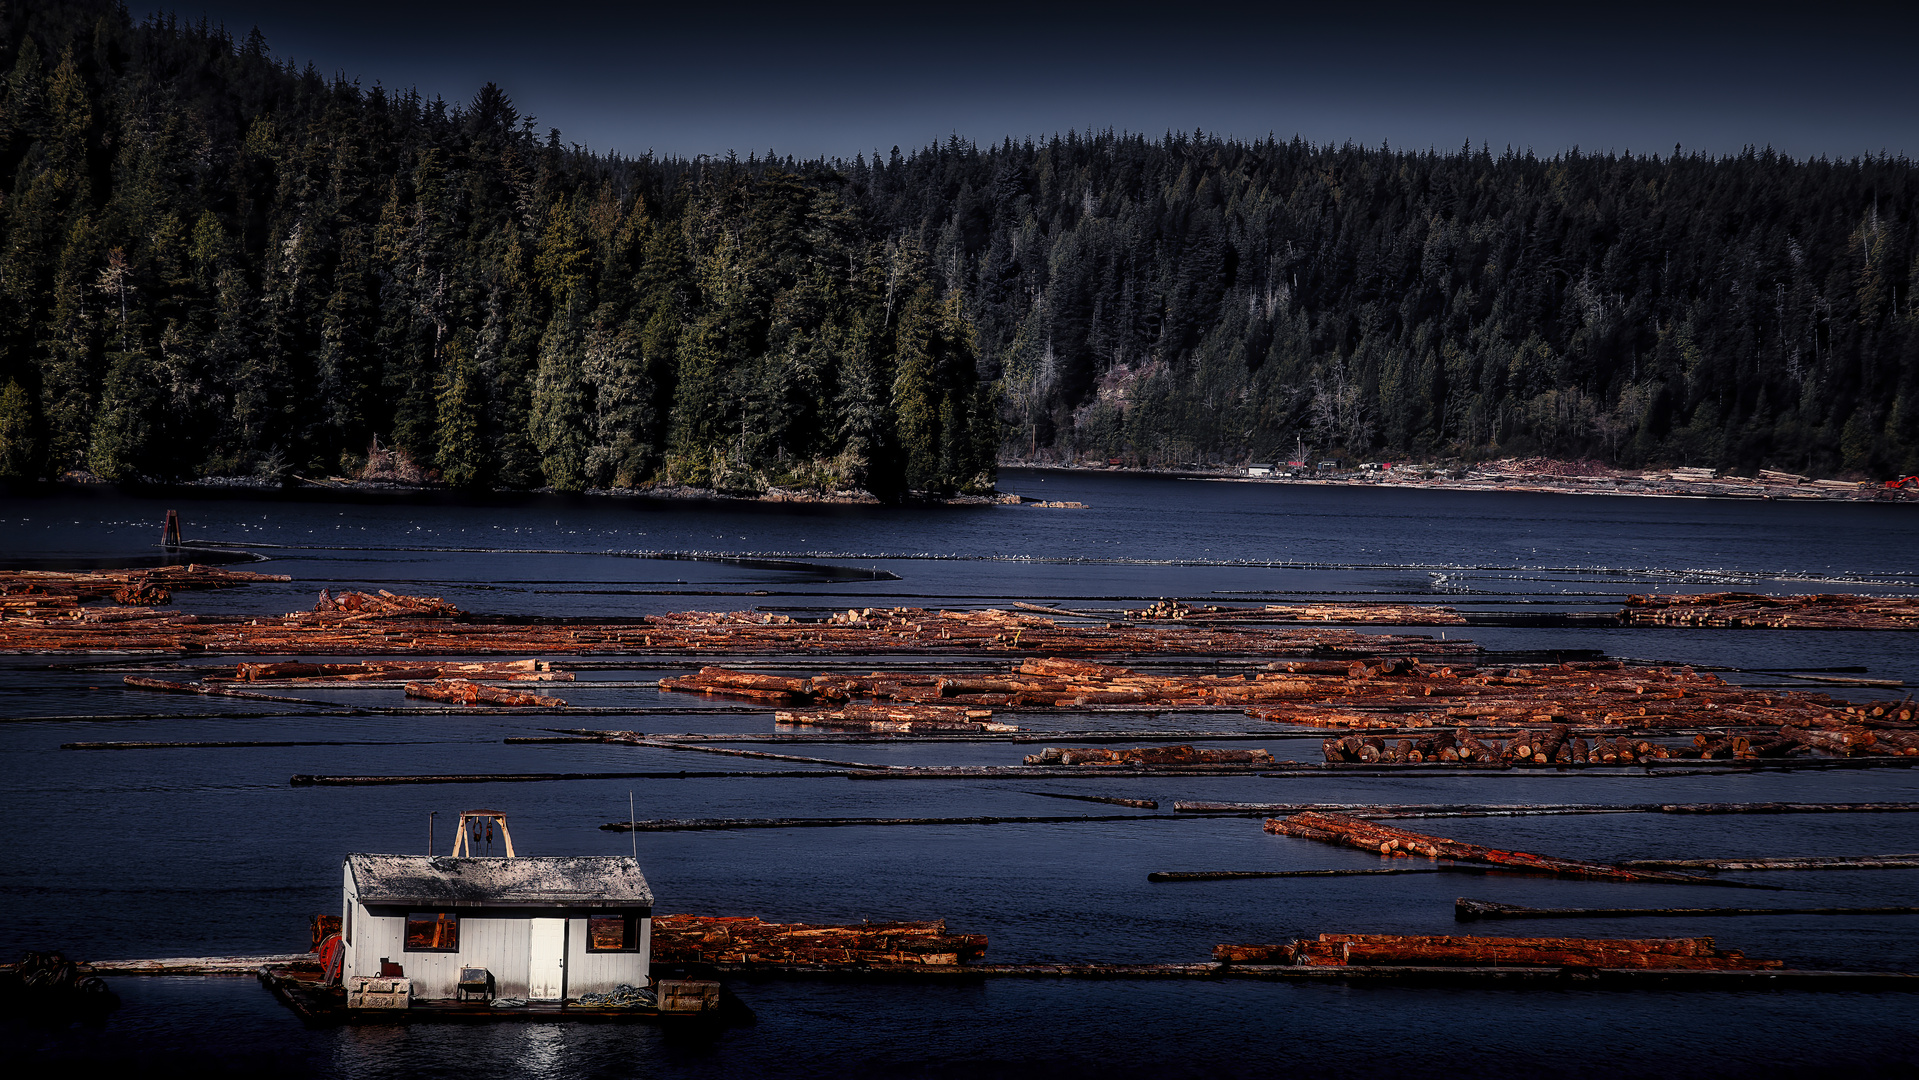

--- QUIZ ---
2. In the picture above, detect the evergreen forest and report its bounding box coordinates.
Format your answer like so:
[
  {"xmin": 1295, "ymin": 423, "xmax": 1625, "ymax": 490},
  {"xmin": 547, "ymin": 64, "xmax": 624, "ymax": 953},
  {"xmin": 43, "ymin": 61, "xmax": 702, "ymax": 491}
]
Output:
[{"xmin": 1, "ymin": 2, "xmax": 1916, "ymax": 495}]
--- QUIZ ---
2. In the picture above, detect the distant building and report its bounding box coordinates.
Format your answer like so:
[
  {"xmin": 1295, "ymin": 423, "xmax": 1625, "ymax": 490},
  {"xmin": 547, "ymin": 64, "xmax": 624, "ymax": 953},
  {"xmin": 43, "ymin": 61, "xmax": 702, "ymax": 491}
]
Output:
[
  {"xmin": 1245, "ymin": 463, "xmax": 1274, "ymax": 477},
  {"xmin": 341, "ymin": 853, "xmax": 653, "ymax": 1002}
]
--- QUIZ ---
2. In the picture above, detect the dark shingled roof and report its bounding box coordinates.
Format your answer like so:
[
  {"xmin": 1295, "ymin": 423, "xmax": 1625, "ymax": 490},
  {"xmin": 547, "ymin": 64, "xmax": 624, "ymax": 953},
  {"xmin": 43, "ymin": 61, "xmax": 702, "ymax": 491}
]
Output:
[{"xmin": 346, "ymin": 854, "xmax": 653, "ymax": 908}]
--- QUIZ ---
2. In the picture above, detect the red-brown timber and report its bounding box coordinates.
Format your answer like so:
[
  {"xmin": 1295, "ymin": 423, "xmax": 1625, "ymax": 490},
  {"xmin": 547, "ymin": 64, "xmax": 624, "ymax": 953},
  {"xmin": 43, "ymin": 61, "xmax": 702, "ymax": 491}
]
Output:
[
  {"xmin": 1263, "ymin": 811, "xmax": 1716, "ymax": 884},
  {"xmin": 402, "ymin": 680, "xmax": 567, "ymax": 707},
  {"xmin": 1215, "ymin": 934, "xmax": 1783, "ymax": 970},
  {"xmin": 1021, "ymin": 745, "xmax": 1275, "ymax": 766},
  {"xmin": 650, "ymin": 915, "xmax": 987, "ymax": 967},
  {"xmin": 1618, "ymin": 592, "xmax": 1919, "ymax": 630}
]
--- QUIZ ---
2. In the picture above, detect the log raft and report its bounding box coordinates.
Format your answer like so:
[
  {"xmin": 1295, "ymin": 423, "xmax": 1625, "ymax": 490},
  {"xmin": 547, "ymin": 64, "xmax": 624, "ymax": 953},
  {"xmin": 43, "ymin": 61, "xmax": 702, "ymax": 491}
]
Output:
[
  {"xmin": 1619, "ymin": 853, "xmax": 1919, "ymax": 871},
  {"xmin": 601, "ymin": 814, "xmax": 1181, "ymax": 832},
  {"xmin": 1455, "ymin": 898, "xmax": 1919, "ymax": 921},
  {"xmin": 1177, "ymin": 801, "xmax": 1919, "ymax": 818},
  {"xmin": 0, "ymin": 583, "xmax": 1483, "ymax": 658},
  {"xmin": 402, "ymin": 679, "xmax": 567, "ymax": 708},
  {"xmin": 1264, "ymin": 811, "xmax": 1734, "ymax": 885},
  {"xmin": 78, "ymin": 953, "xmax": 318, "ymax": 976},
  {"xmin": 1619, "ymin": 592, "xmax": 1919, "ymax": 630},
  {"xmin": 1216, "ymin": 934, "xmax": 1782, "ymax": 970},
  {"xmin": 651, "ymin": 916, "xmax": 987, "ymax": 968}
]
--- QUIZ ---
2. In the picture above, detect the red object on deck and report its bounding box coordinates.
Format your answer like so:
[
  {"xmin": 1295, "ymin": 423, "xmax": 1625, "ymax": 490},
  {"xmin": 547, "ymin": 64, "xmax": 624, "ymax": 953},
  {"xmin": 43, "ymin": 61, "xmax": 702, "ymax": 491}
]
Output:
[{"xmin": 316, "ymin": 935, "xmax": 344, "ymax": 985}]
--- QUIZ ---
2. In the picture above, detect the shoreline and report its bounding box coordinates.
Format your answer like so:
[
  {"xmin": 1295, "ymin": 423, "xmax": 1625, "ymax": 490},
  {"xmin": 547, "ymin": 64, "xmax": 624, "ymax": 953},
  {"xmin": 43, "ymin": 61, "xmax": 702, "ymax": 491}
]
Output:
[
  {"xmin": 12, "ymin": 461, "xmax": 1912, "ymax": 507},
  {"xmin": 17, "ymin": 473, "xmax": 1014, "ymax": 508},
  {"xmin": 999, "ymin": 459, "xmax": 1918, "ymax": 504}
]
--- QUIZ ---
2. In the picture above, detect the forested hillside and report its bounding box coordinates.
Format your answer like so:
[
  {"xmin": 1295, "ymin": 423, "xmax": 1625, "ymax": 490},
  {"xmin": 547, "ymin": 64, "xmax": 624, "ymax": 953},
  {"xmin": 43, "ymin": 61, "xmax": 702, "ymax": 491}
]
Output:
[{"xmin": 1, "ymin": 3, "xmax": 1914, "ymax": 492}]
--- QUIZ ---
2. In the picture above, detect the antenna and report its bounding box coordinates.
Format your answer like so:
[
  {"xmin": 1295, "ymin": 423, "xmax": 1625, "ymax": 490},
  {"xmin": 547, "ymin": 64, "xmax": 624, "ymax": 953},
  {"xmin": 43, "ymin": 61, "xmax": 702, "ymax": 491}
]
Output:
[{"xmin": 628, "ymin": 792, "xmax": 637, "ymax": 859}]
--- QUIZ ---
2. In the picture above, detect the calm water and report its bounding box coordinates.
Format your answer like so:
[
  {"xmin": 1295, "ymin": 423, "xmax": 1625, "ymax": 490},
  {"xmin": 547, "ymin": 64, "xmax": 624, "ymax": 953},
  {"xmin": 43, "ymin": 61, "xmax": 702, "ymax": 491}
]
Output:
[{"xmin": 4, "ymin": 473, "xmax": 1917, "ymax": 1077}]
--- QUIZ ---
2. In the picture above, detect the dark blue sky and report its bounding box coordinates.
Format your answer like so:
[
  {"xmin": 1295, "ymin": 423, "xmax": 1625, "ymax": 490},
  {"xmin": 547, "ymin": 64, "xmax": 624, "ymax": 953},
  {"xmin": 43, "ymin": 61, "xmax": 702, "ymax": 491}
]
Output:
[{"xmin": 170, "ymin": 1, "xmax": 1918, "ymax": 160}]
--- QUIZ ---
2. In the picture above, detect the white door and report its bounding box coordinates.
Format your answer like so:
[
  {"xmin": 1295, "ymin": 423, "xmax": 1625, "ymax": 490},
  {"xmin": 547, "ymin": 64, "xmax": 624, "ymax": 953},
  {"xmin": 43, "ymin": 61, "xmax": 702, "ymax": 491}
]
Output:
[{"xmin": 528, "ymin": 918, "xmax": 566, "ymax": 1000}]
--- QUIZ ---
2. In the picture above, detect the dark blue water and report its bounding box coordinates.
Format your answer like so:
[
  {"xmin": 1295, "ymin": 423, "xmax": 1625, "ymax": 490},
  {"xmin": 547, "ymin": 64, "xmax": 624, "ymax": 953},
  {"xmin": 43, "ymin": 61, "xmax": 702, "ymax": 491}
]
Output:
[{"xmin": 4, "ymin": 473, "xmax": 1917, "ymax": 1077}]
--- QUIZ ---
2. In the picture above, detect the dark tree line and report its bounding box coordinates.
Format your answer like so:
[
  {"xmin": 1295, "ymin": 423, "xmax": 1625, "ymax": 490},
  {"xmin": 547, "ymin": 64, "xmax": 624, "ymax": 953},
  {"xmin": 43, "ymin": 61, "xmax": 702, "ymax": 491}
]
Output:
[
  {"xmin": 0, "ymin": 3, "xmax": 1914, "ymax": 493},
  {"xmin": 0, "ymin": 3, "xmax": 994, "ymax": 496},
  {"xmin": 877, "ymin": 133, "xmax": 1918, "ymax": 477}
]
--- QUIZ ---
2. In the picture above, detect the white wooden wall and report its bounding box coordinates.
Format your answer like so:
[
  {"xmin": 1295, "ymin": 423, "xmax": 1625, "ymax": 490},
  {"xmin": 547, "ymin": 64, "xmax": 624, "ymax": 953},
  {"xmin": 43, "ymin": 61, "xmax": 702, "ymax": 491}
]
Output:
[
  {"xmin": 564, "ymin": 916, "xmax": 651, "ymax": 993},
  {"xmin": 344, "ymin": 911, "xmax": 533, "ymax": 998},
  {"xmin": 340, "ymin": 905, "xmax": 649, "ymax": 999}
]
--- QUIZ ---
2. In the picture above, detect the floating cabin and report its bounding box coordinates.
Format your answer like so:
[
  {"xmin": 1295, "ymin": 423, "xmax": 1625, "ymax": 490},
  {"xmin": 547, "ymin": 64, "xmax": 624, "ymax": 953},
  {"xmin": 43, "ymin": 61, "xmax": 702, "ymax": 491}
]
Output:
[{"xmin": 341, "ymin": 839, "xmax": 652, "ymax": 1004}]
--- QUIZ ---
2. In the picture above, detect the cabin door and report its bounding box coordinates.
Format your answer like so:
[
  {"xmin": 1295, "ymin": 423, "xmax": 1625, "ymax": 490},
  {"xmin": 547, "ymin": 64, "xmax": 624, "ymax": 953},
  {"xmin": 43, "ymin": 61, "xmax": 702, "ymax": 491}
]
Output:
[{"xmin": 528, "ymin": 918, "xmax": 567, "ymax": 1000}]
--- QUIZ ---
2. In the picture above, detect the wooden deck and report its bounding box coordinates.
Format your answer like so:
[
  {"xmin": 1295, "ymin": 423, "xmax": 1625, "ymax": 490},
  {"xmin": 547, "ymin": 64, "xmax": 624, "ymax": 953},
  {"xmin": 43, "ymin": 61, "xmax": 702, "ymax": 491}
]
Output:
[{"xmin": 259, "ymin": 968, "xmax": 678, "ymax": 1024}]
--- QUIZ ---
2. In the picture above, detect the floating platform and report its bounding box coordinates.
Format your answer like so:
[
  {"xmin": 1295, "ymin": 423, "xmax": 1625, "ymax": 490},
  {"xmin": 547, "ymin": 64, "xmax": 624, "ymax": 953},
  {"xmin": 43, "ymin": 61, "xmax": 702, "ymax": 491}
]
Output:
[{"xmin": 259, "ymin": 967, "xmax": 716, "ymax": 1025}]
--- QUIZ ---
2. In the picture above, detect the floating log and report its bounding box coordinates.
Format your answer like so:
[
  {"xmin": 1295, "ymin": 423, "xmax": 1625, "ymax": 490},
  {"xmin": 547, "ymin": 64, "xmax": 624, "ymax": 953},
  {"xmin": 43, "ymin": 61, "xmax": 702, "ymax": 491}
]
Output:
[
  {"xmin": 214, "ymin": 658, "xmax": 571, "ymax": 683},
  {"xmin": 775, "ymin": 703, "xmax": 1015, "ymax": 733},
  {"xmin": 79, "ymin": 954, "xmax": 317, "ymax": 976},
  {"xmin": 652, "ymin": 915, "xmax": 986, "ymax": 967},
  {"xmin": 1619, "ymin": 592, "xmax": 1919, "ymax": 631},
  {"xmin": 1265, "ymin": 811, "xmax": 1725, "ymax": 885},
  {"xmin": 1127, "ymin": 600, "xmax": 1471, "ymax": 626},
  {"xmin": 602, "ymin": 814, "xmax": 1178, "ymax": 831},
  {"xmin": 1655, "ymin": 802, "xmax": 1919, "ymax": 814},
  {"xmin": 0, "ymin": 596, "xmax": 1483, "ymax": 658},
  {"xmin": 1227, "ymin": 934, "xmax": 1783, "ymax": 970},
  {"xmin": 402, "ymin": 680, "xmax": 566, "ymax": 707},
  {"xmin": 535, "ymin": 728, "xmax": 1280, "ymax": 745},
  {"xmin": 120, "ymin": 676, "xmax": 330, "ymax": 705},
  {"xmin": 1023, "ymin": 745, "xmax": 1275, "ymax": 766},
  {"xmin": 1024, "ymin": 791, "xmax": 1160, "ymax": 809},
  {"xmin": 292, "ymin": 769, "xmax": 848, "ymax": 785},
  {"xmin": 293, "ymin": 761, "xmax": 1293, "ymax": 786},
  {"xmin": 581, "ymin": 733, "xmax": 891, "ymax": 769},
  {"xmin": 652, "ymin": 961, "xmax": 1918, "ymax": 988},
  {"xmin": 63, "ymin": 739, "xmax": 422, "ymax": 750},
  {"xmin": 1176, "ymin": 801, "xmax": 1919, "ymax": 817},
  {"xmin": 1149, "ymin": 868, "xmax": 1475, "ymax": 882},
  {"xmin": 313, "ymin": 588, "xmax": 463, "ymax": 620},
  {"xmin": 1455, "ymin": 898, "xmax": 1919, "ymax": 920},
  {"xmin": 1618, "ymin": 854, "xmax": 1919, "ymax": 871},
  {"xmin": 0, "ymin": 565, "xmax": 289, "ymax": 606}
]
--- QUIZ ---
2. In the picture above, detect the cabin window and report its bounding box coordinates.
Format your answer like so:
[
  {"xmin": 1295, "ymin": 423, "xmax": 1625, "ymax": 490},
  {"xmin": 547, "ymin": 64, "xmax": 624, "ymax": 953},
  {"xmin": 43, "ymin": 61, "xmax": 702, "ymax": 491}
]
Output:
[
  {"xmin": 404, "ymin": 912, "xmax": 460, "ymax": 952},
  {"xmin": 587, "ymin": 913, "xmax": 642, "ymax": 952}
]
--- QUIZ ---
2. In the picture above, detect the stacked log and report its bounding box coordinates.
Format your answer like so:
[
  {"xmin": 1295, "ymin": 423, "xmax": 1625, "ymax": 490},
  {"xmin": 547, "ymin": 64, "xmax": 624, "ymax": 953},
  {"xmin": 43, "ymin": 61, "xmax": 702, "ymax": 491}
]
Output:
[
  {"xmin": 1321, "ymin": 725, "xmax": 1673, "ymax": 765},
  {"xmin": 0, "ymin": 565, "xmax": 288, "ymax": 600},
  {"xmin": 212, "ymin": 659, "xmax": 572, "ymax": 683},
  {"xmin": 1128, "ymin": 601, "xmax": 1470, "ymax": 626},
  {"xmin": 660, "ymin": 667, "xmax": 813, "ymax": 702},
  {"xmin": 0, "ymin": 592, "xmax": 1479, "ymax": 658},
  {"xmin": 1022, "ymin": 745, "xmax": 1275, "ymax": 766},
  {"xmin": 112, "ymin": 575, "xmax": 175, "ymax": 606},
  {"xmin": 1619, "ymin": 592, "xmax": 1919, "ymax": 630},
  {"xmin": 1248, "ymin": 659, "xmax": 1912, "ymax": 758},
  {"xmin": 311, "ymin": 589, "xmax": 463, "ymax": 620},
  {"xmin": 1, "ymin": 565, "xmax": 288, "ymax": 617},
  {"xmin": 775, "ymin": 704, "xmax": 1016, "ymax": 733},
  {"xmin": 1263, "ymin": 811, "xmax": 1714, "ymax": 883},
  {"xmin": 650, "ymin": 915, "xmax": 987, "ymax": 967},
  {"xmin": 1216, "ymin": 935, "xmax": 1781, "ymax": 970},
  {"xmin": 666, "ymin": 659, "xmax": 1365, "ymax": 709},
  {"xmin": 402, "ymin": 679, "xmax": 566, "ymax": 707}
]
